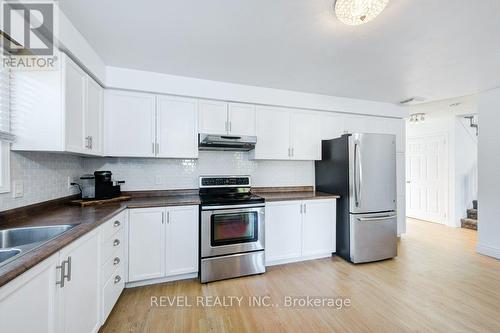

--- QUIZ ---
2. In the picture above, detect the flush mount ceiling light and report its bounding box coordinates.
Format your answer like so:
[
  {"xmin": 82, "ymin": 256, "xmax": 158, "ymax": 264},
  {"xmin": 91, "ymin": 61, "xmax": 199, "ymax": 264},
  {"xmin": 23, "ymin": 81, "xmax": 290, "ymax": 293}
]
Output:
[{"xmin": 334, "ymin": 0, "xmax": 390, "ymax": 25}]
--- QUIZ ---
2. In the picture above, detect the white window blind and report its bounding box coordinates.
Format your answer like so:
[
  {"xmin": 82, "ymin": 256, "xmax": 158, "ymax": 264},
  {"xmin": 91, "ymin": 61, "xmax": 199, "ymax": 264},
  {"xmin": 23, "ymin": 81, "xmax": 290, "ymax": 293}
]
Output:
[{"xmin": 0, "ymin": 66, "xmax": 14, "ymax": 142}]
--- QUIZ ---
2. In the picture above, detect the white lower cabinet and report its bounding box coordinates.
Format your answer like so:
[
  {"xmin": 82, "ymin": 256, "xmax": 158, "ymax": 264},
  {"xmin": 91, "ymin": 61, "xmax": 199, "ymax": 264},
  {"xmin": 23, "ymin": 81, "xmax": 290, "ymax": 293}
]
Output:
[
  {"xmin": 128, "ymin": 205, "xmax": 198, "ymax": 283},
  {"xmin": 58, "ymin": 230, "xmax": 101, "ymax": 333},
  {"xmin": 265, "ymin": 199, "xmax": 336, "ymax": 266},
  {"xmin": 302, "ymin": 200, "xmax": 336, "ymax": 257},
  {"xmin": 0, "ymin": 254, "xmax": 59, "ymax": 333}
]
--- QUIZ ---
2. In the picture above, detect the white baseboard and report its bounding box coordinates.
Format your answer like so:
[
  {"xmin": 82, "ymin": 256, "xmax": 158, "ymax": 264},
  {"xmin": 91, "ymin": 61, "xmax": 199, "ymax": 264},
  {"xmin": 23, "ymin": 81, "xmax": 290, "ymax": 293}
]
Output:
[
  {"xmin": 477, "ymin": 243, "xmax": 500, "ymax": 259},
  {"xmin": 125, "ymin": 272, "xmax": 198, "ymax": 288}
]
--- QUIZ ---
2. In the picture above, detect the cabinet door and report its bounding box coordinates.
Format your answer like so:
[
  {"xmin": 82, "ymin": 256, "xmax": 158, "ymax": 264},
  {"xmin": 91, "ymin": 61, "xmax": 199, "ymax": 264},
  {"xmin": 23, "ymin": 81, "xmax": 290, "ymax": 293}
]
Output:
[
  {"xmin": 128, "ymin": 208, "xmax": 166, "ymax": 281},
  {"xmin": 228, "ymin": 103, "xmax": 256, "ymax": 136},
  {"xmin": 252, "ymin": 106, "xmax": 290, "ymax": 160},
  {"xmin": 156, "ymin": 96, "xmax": 198, "ymax": 158},
  {"xmin": 85, "ymin": 77, "xmax": 103, "ymax": 155},
  {"xmin": 58, "ymin": 230, "xmax": 100, "ymax": 333},
  {"xmin": 344, "ymin": 115, "xmax": 371, "ymax": 134},
  {"xmin": 0, "ymin": 255, "xmax": 58, "ymax": 333},
  {"xmin": 302, "ymin": 200, "xmax": 336, "ymax": 257},
  {"xmin": 386, "ymin": 118, "xmax": 406, "ymax": 153},
  {"xmin": 198, "ymin": 99, "xmax": 228, "ymax": 134},
  {"xmin": 290, "ymin": 111, "xmax": 321, "ymax": 160},
  {"xmin": 64, "ymin": 56, "xmax": 86, "ymax": 154},
  {"xmin": 104, "ymin": 90, "xmax": 156, "ymax": 157},
  {"xmin": 165, "ymin": 206, "xmax": 199, "ymax": 276},
  {"xmin": 265, "ymin": 201, "xmax": 302, "ymax": 264},
  {"xmin": 320, "ymin": 113, "xmax": 345, "ymax": 140}
]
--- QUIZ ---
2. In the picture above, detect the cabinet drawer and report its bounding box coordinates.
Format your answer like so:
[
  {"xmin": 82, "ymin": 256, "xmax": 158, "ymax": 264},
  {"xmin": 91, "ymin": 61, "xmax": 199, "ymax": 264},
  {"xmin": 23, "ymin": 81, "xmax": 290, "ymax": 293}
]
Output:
[
  {"xmin": 101, "ymin": 266, "xmax": 124, "ymax": 323},
  {"xmin": 101, "ymin": 246, "xmax": 124, "ymax": 285},
  {"xmin": 101, "ymin": 229, "xmax": 124, "ymax": 264},
  {"xmin": 101, "ymin": 212, "xmax": 125, "ymax": 242}
]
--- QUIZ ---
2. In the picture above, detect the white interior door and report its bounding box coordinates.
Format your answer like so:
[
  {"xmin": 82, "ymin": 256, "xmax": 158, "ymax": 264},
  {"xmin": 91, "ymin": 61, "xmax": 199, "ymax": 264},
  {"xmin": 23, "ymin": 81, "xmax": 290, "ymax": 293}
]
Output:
[{"xmin": 406, "ymin": 135, "xmax": 447, "ymax": 223}]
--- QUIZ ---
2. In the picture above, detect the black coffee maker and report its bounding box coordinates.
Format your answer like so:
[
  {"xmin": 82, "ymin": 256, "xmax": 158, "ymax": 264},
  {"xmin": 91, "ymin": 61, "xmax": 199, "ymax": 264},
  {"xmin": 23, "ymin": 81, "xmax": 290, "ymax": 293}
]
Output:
[{"xmin": 94, "ymin": 171, "xmax": 124, "ymax": 199}]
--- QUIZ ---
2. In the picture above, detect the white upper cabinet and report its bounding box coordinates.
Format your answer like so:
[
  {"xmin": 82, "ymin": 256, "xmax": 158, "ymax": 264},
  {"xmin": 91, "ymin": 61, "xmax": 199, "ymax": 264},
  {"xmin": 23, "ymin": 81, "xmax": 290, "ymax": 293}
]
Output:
[
  {"xmin": 227, "ymin": 103, "xmax": 256, "ymax": 136},
  {"xmin": 104, "ymin": 90, "xmax": 156, "ymax": 157},
  {"xmin": 85, "ymin": 78, "xmax": 104, "ymax": 155},
  {"xmin": 290, "ymin": 111, "xmax": 321, "ymax": 160},
  {"xmin": 12, "ymin": 53, "xmax": 103, "ymax": 156},
  {"xmin": 320, "ymin": 113, "xmax": 345, "ymax": 140},
  {"xmin": 156, "ymin": 96, "xmax": 198, "ymax": 158},
  {"xmin": 252, "ymin": 107, "xmax": 321, "ymax": 160},
  {"xmin": 105, "ymin": 91, "xmax": 198, "ymax": 158},
  {"xmin": 252, "ymin": 106, "xmax": 290, "ymax": 160},
  {"xmin": 198, "ymin": 99, "xmax": 228, "ymax": 135},
  {"xmin": 64, "ymin": 58, "xmax": 87, "ymax": 154},
  {"xmin": 198, "ymin": 100, "xmax": 256, "ymax": 136}
]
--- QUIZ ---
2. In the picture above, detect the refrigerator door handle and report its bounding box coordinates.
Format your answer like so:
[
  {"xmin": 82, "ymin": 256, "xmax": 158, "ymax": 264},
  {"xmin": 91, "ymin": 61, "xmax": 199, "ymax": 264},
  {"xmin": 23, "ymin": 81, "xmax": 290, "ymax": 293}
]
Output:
[
  {"xmin": 358, "ymin": 141, "xmax": 363, "ymax": 206},
  {"xmin": 354, "ymin": 142, "xmax": 361, "ymax": 207},
  {"xmin": 356, "ymin": 214, "xmax": 397, "ymax": 222}
]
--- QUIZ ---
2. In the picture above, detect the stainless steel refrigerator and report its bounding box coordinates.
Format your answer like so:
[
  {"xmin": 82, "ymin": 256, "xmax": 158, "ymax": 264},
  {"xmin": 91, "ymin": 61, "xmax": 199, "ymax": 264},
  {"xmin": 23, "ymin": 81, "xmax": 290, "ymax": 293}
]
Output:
[{"xmin": 315, "ymin": 133, "xmax": 397, "ymax": 263}]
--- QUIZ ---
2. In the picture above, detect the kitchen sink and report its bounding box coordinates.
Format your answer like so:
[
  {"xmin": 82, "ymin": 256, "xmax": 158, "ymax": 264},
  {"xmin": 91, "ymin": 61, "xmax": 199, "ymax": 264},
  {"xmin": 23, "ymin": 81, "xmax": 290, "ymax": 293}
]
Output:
[
  {"xmin": 0, "ymin": 224, "xmax": 77, "ymax": 266},
  {"xmin": 0, "ymin": 225, "xmax": 76, "ymax": 249},
  {"xmin": 0, "ymin": 249, "xmax": 22, "ymax": 263}
]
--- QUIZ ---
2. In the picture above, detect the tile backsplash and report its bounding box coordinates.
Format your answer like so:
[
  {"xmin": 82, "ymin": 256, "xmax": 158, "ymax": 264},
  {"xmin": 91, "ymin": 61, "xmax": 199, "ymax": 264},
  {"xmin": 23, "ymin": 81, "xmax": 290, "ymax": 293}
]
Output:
[
  {"xmin": 0, "ymin": 151, "xmax": 314, "ymax": 212},
  {"xmin": 0, "ymin": 152, "xmax": 84, "ymax": 212},
  {"xmin": 83, "ymin": 151, "xmax": 314, "ymax": 191}
]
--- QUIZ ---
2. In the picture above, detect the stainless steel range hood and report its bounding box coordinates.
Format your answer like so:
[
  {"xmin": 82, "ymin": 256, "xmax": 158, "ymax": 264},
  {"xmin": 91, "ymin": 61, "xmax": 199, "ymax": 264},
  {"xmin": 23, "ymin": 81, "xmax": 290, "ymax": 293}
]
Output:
[{"xmin": 198, "ymin": 134, "xmax": 257, "ymax": 151}]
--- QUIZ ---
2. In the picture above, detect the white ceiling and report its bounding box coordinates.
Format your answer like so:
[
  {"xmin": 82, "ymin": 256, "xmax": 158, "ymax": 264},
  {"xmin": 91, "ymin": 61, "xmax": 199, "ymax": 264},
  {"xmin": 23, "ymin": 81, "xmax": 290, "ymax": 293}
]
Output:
[{"xmin": 60, "ymin": 0, "xmax": 500, "ymax": 104}]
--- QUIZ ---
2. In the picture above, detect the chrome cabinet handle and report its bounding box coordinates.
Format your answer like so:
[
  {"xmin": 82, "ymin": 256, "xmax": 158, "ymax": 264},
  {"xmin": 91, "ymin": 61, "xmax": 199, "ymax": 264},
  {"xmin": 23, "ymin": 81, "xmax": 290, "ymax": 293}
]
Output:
[
  {"xmin": 56, "ymin": 260, "xmax": 66, "ymax": 288},
  {"xmin": 114, "ymin": 275, "xmax": 121, "ymax": 284},
  {"xmin": 89, "ymin": 136, "xmax": 93, "ymax": 149},
  {"xmin": 155, "ymin": 142, "xmax": 159, "ymax": 155},
  {"xmin": 291, "ymin": 147, "xmax": 294, "ymax": 157},
  {"xmin": 113, "ymin": 239, "xmax": 120, "ymax": 246},
  {"xmin": 303, "ymin": 204, "xmax": 306, "ymax": 214},
  {"xmin": 229, "ymin": 121, "xmax": 232, "ymax": 132},
  {"xmin": 225, "ymin": 121, "xmax": 228, "ymax": 132},
  {"xmin": 65, "ymin": 256, "xmax": 72, "ymax": 282},
  {"xmin": 161, "ymin": 211, "xmax": 165, "ymax": 224},
  {"xmin": 113, "ymin": 220, "xmax": 121, "ymax": 227},
  {"xmin": 167, "ymin": 211, "xmax": 170, "ymax": 224},
  {"xmin": 113, "ymin": 257, "xmax": 120, "ymax": 265},
  {"xmin": 152, "ymin": 142, "xmax": 155, "ymax": 154}
]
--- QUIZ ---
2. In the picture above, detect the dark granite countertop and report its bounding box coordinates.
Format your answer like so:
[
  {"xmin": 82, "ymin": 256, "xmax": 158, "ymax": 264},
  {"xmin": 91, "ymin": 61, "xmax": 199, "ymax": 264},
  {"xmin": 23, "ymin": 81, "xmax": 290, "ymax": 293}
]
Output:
[
  {"xmin": 0, "ymin": 194, "xmax": 200, "ymax": 288},
  {"xmin": 0, "ymin": 187, "xmax": 339, "ymax": 288},
  {"xmin": 256, "ymin": 191, "xmax": 340, "ymax": 202}
]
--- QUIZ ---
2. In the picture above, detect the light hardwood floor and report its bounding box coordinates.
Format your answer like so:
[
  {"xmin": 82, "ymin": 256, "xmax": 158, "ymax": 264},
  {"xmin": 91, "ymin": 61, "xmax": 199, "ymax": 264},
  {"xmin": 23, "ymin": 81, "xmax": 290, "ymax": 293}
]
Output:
[{"xmin": 100, "ymin": 219, "xmax": 500, "ymax": 333}]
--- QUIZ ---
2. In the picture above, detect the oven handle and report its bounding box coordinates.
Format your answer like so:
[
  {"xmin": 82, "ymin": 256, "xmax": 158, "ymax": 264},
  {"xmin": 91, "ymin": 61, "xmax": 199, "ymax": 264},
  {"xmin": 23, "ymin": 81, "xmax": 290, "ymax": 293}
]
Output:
[{"xmin": 201, "ymin": 203, "xmax": 265, "ymax": 211}]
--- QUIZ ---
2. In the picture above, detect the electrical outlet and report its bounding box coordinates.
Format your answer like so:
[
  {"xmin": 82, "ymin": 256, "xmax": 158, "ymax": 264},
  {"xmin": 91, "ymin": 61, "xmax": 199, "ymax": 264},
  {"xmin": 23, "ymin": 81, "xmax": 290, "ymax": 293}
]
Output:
[{"xmin": 12, "ymin": 180, "xmax": 24, "ymax": 198}]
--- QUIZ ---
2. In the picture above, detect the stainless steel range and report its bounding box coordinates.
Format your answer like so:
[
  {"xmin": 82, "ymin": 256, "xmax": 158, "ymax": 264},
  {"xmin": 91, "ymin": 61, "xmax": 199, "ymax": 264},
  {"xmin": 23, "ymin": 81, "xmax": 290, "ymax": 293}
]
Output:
[{"xmin": 199, "ymin": 176, "xmax": 265, "ymax": 283}]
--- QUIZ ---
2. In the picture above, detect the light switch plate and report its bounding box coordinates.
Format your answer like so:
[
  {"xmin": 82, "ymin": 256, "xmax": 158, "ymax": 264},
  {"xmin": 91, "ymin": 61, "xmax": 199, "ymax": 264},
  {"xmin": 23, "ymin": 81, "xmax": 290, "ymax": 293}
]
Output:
[{"xmin": 12, "ymin": 180, "xmax": 24, "ymax": 198}]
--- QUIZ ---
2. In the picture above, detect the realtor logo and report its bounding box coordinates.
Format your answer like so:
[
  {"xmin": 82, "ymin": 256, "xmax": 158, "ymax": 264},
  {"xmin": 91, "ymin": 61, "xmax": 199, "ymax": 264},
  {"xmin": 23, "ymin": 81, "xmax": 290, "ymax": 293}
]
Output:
[
  {"xmin": 1, "ymin": 1, "xmax": 57, "ymax": 69},
  {"xmin": 3, "ymin": 1, "xmax": 54, "ymax": 55}
]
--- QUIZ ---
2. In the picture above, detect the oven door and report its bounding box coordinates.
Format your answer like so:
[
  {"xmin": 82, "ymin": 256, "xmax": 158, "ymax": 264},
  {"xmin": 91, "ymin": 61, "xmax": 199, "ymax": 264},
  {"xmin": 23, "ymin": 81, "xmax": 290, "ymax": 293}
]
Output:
[{"xmin": 201, "ymin": 204, "xmax": 265, "ymax": 258}]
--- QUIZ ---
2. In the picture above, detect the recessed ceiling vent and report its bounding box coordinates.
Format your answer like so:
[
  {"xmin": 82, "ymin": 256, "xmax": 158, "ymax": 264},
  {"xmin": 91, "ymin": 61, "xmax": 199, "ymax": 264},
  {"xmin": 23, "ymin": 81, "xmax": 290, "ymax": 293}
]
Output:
[{"xmin": 399, "ymin": 97, "xmax": 425, "ymax": 105}]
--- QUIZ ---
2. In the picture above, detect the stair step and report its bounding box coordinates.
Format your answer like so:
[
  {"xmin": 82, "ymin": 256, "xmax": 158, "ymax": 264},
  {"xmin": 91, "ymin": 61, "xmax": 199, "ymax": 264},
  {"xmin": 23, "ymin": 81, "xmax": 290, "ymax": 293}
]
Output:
[
  {"xmin": 461, "ymin": 218, "xmax": 477, "ymax": 230},
  {"xmin": 467, "ymin": 209, "xmax": 478, "ymax": 219}
]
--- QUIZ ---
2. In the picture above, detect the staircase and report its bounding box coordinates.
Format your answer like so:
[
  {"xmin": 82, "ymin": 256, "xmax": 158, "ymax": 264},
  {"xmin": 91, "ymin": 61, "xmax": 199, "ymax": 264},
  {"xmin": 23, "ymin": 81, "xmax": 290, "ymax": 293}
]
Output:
[{"xmin": 461, "ymin": 200, "xmax": 477, "ymax": 230}]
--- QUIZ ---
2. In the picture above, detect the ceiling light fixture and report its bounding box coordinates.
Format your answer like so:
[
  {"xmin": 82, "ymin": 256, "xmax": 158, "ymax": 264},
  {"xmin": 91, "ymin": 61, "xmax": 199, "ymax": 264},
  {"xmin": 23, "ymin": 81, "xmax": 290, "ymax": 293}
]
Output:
[
  {"xmin": 334, "ymin": 0, "xmax": 390, "ymax": 26},
  {"xmin": 409, "ymin": 113, "xmax": 426, "ymax": 124}
]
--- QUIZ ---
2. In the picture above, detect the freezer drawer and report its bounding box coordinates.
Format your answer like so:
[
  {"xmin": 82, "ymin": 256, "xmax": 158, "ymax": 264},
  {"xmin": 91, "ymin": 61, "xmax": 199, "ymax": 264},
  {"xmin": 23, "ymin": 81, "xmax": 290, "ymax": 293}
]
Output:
[{"xmin": 349, "ymin": 212, "xmax": 397, "ymax": 263}]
